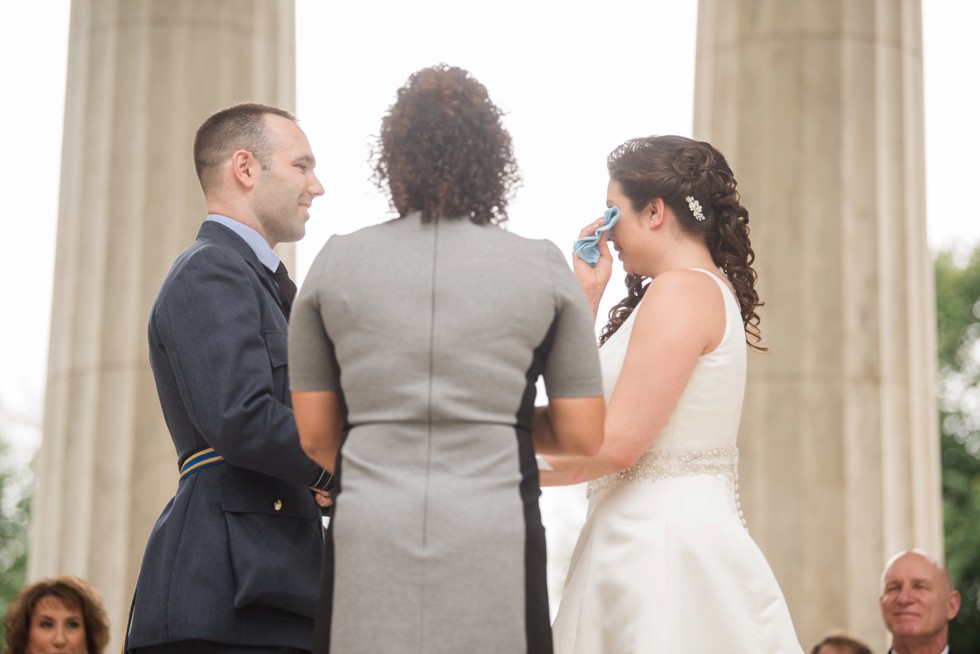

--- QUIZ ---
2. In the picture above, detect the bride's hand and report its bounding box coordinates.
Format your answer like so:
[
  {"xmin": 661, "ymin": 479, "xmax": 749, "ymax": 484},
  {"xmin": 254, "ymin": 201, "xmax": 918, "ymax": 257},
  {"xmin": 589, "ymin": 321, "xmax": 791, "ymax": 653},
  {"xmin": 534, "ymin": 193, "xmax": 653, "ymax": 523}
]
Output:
[{"xmin": 573, "ymin": 217, "xmax": 613, "ymax": 314}]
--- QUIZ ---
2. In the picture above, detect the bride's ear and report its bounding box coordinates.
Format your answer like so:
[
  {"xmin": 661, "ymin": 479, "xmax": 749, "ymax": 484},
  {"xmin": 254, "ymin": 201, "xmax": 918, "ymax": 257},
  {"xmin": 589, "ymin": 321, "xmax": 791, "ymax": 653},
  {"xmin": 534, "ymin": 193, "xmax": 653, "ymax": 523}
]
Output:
[{"xmin": 647, "ymin": 198, "xmax": 666, "ymax": 230}]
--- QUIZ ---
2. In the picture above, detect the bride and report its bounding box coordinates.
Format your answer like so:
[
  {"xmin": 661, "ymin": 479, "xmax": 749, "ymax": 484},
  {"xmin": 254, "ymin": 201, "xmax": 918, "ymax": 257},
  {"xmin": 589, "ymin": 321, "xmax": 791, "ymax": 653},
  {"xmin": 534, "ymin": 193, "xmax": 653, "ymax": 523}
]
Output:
[{"xmin": 543, "ymin": 135, "xmax": 803, "ymax": 653}]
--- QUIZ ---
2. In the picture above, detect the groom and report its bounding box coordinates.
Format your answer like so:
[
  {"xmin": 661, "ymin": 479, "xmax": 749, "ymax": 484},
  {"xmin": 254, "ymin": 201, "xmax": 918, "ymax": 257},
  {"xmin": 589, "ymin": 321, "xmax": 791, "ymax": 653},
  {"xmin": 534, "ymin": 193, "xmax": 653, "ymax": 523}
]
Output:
[{"xmin": 126, "ymin": 102, "xmax": 331, "ymax": 654}]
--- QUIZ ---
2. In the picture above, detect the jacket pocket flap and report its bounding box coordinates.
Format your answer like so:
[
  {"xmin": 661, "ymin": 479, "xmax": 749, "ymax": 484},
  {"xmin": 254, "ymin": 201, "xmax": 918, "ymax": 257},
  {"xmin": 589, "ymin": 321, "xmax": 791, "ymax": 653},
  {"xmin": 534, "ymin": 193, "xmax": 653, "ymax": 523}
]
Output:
[{"xmin": 220, "ymin": 469, "xmax": 314, "ymax": 520}]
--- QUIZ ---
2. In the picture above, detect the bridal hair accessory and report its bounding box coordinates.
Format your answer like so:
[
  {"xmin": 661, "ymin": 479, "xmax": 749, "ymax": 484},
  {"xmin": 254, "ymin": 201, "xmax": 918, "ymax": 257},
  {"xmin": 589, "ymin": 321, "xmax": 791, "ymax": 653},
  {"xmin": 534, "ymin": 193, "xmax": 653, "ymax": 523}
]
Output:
[
  {"xmin": 685, "ymin": 195, "xmax": 706, "ymax": 222},
  {"xmin": 573, "ymin": 206, "xmax": 620, "ymax": 266}
]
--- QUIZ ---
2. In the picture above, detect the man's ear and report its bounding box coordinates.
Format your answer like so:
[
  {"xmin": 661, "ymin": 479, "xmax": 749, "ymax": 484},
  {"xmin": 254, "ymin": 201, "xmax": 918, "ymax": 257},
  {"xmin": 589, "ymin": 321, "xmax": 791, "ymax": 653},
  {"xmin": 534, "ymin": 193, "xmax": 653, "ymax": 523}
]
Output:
[
  {"xmin": 231, "ymin": 149, "xmax": 257, "ymax": 189},
  {"xmin": 947, "ymin": 589, "xmax": 961, "ymax": 620},
  {"xmin": 647, "ymin": 197, "xmax": 666, "ymax": 229}
]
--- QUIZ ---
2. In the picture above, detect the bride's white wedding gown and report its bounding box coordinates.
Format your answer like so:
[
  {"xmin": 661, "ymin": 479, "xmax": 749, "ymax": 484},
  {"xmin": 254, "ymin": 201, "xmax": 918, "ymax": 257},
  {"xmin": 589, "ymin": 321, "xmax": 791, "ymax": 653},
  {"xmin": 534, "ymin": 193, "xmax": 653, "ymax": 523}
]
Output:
[{"xmin": 552, "ymin": 270, "xmax": 803, "ymax": 653}]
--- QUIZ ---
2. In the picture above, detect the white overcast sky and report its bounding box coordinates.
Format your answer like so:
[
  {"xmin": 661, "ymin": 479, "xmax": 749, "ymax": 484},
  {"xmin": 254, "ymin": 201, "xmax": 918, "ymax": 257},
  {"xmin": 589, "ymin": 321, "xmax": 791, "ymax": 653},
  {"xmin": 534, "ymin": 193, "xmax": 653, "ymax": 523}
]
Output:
[{"xmin": 0, "ymin": 0, "xmax": 977, "ymax": 610}]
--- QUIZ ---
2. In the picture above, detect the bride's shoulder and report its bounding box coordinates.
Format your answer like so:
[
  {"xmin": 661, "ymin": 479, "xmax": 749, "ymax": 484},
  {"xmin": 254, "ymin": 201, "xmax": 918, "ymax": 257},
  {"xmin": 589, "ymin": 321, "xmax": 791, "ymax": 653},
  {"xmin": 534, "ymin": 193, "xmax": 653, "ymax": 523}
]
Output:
[
  {"xmin": 642, "ymin": 269, "xmax": 720, "ymax": 306},
  {"xmin": 635, "ymin": 270, "xmax": 725, "ymax": 340}
]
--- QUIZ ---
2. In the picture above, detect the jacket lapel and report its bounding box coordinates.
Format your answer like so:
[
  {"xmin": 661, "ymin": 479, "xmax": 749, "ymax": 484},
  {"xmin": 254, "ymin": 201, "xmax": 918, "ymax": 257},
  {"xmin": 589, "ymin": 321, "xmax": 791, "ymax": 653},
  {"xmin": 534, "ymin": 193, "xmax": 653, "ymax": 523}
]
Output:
[{"xmin": 195, "ymin": 221, "xmax": 289, "ymax": 318}]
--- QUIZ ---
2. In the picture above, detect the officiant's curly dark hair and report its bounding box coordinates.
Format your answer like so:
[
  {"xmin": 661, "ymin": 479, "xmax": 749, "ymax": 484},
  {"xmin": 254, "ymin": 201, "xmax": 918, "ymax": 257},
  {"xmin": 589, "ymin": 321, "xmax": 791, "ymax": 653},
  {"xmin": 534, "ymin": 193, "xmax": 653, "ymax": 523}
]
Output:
[{"xmin": 372, "ymin": 64, "xmax": 521, "ymax": 225}]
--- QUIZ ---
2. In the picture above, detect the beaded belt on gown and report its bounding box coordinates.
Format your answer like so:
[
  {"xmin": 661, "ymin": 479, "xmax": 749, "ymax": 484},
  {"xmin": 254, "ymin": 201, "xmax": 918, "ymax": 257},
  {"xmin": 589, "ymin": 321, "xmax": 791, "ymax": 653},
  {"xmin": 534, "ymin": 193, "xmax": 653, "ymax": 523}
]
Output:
[{"xmin": 586, "ymin": 446, "xmax": 747, "ymax": 528}]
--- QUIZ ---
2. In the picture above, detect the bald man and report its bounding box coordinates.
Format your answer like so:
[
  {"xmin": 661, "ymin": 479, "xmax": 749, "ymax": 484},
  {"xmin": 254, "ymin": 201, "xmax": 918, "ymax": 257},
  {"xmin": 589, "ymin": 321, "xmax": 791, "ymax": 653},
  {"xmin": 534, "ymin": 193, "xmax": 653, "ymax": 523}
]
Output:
[{"xmin": 880, "ymin": 549, "xmax": 961, "ymax": 654}]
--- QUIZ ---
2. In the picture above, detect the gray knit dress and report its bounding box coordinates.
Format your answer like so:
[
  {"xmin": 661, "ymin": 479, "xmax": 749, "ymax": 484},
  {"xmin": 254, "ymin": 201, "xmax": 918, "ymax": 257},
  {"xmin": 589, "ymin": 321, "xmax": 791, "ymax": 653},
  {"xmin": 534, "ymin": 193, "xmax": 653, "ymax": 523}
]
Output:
[{"xmin": 288, "ymin": 213, "xmax": 602, "ymax": 654}]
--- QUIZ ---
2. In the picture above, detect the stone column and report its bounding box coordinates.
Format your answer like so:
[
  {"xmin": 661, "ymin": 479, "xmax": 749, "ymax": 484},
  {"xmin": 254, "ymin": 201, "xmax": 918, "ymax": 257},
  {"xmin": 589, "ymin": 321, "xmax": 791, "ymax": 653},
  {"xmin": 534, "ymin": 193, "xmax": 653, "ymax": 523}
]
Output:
[
  {"xmin": 31, "ymin": 1, "xmax": 296, "ymax": 649},
  {"xmin": 693, "ymin": 0, "xmax": 940, "ymax": 649}
]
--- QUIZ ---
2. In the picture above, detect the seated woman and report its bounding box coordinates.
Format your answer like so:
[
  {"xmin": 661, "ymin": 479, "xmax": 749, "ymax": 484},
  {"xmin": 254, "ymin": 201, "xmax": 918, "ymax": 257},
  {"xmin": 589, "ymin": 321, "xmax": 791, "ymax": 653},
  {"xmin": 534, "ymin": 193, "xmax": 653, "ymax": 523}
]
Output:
[{"xmin": 3, "ymin": 575, "xmax": 110, "ymax": 654}]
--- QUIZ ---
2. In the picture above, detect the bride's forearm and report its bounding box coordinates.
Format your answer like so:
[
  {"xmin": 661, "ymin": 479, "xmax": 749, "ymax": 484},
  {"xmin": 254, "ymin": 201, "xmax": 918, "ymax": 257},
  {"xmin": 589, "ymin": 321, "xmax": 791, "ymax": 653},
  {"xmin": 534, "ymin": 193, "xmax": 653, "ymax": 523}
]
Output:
[
  {"xmin": 538, "ymin": 455, "xmax": 587, "ymax": 486},
  {"xmin": 539, "ymin": 450, "xmax": 622, "ymax": 487},
  {"xmin": 540, "ymin": 426, "xmax": 656, "ymax": 487}
]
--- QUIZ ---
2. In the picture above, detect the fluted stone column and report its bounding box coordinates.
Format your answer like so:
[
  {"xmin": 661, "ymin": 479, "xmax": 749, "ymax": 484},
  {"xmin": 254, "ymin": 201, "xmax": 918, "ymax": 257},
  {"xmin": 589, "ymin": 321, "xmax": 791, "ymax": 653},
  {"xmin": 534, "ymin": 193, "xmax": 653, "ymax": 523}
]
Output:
[
  {"xmin": 694, "ymin": 1, "xmax": 940, "ymax": 649},
  {"xmin": 31, "ymin": 1, "xmax": 296, "ymax": 649}
]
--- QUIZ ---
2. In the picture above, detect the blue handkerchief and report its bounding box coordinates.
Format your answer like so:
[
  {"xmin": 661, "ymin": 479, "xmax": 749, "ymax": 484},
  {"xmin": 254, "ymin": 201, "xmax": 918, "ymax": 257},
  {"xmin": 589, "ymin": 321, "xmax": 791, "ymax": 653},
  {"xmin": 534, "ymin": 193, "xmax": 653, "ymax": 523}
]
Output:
[{"xmin": 572, "ymin": 207, "xmax": 620, "ymax": 266}]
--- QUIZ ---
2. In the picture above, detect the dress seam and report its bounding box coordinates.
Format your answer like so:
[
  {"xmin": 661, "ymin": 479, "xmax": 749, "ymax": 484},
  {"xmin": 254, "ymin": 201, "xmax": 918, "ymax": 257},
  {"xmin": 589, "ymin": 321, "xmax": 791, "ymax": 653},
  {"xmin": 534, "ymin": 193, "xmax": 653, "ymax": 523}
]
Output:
[{"xmin": 420, "ymin": 218, "xmax": 439, "ymax": 651}]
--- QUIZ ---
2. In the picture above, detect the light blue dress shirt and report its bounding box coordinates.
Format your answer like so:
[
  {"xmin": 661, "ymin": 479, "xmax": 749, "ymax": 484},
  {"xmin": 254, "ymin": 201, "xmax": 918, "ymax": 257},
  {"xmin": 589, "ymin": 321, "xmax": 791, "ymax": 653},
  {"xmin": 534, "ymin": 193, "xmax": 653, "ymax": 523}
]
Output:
[{"xmin": 206, "ymin": 214, "xmax": 280, "ymax": 273}]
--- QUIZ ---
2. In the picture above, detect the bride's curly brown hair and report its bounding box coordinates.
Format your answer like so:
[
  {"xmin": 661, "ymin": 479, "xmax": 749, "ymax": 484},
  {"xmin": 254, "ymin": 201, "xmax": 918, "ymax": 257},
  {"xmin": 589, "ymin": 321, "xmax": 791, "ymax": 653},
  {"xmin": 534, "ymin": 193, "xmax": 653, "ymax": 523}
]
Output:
[
  {"xmin": 599, "ymin": 135, "xmax": 765, "ymax": 351},
  {"xmin": 372, "ymin": 64, "xmax": 521, "ymax": 225}
]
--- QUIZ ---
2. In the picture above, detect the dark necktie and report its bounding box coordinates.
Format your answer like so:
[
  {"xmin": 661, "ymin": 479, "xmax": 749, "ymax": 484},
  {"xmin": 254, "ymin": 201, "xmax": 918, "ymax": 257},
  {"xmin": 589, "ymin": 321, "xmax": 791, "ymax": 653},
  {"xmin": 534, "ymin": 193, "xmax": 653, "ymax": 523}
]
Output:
[{"xmin": 273, "ymin": 261, "xmax": 297, "ymax": 317}]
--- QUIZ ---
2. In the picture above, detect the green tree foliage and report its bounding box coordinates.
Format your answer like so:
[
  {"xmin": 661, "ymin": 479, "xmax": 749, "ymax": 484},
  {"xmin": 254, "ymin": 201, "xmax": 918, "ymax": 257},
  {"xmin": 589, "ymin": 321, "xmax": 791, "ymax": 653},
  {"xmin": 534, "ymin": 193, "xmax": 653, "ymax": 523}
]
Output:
[
  {"xmin": 0, "ymin": 434, "xmax": 32, "ymax": 643},
  {"xmin": 0, "ymin": 399, "xmax": 38, "ymax": 644},
  {"xmin": 935, "ymin": 247, "xmax": 980, "ymax": 652}
]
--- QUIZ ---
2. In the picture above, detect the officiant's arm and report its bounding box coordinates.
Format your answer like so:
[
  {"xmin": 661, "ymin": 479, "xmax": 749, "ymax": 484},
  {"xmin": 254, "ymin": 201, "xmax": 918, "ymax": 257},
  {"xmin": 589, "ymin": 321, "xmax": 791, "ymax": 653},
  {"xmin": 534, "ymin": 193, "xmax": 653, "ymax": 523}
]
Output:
[
  {"xmin": 292, "ymin": 390, "xmax": 343, "ymax": 473},
  {"xmin": 532, "ymin": 397, "xmax": 604, "ymax": 457}
]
